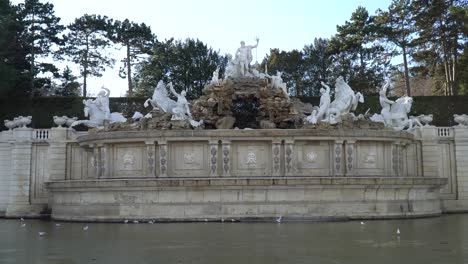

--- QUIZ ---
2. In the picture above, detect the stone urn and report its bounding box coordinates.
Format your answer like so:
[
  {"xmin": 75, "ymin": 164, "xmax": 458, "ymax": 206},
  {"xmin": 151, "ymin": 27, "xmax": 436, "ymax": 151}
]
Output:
[
  {"xmin": 53, "ymin": 116, "xmax": 68, "ymax": 127},
  {"xmin": 65, "ymin": 117, "xmax": 78, "ymax": 127},
  {"xmin": 454, "ymin": 114, "xmax": 468, "ymax": 127},
  {"xmin": 4, "ymin": 119, "xmax": 16, "ymax": 130},
  {"xmin": 18, "ymin": 116, "xmax": 32, "ymax": 128},
  {"xmin": 419, "ymin": 114, "xmax": 433, "ymax": 126}
]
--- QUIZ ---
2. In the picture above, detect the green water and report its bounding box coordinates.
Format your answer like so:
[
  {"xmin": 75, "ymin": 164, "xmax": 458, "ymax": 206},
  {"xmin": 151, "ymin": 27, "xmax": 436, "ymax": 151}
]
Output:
[{"xmin": 1, "ymin": 214, "xmax": 466, "ymax": 264}]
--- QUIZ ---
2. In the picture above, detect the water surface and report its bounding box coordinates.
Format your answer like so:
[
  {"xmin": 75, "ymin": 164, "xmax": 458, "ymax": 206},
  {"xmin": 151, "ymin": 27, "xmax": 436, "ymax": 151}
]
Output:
[{"xmin": 1, "ymin": 214, "xmax": 466, "ymax": 264}]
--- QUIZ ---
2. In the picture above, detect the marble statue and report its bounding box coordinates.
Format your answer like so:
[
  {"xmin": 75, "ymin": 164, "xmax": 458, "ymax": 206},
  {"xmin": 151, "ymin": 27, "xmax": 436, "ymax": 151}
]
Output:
[
  {"xmin": 268, "ymin": 72, "xmax": 289, "ymax": 98},
  {"xmin": 211, "ymin": 69, "xmax": 220, "ymax": 85},
  {"xmin": 225, "ymin": 38, "xmax": 259, "ymax": 78},
  {"xmin": 330, "ymin": 77, "xmax": 364, "ymax": 116},
  {"xmin": 371, "ymin": 94, "xmax": 422, "ymax": 130},
  {"xmin": 71, "ymin": 89, "xmax": 126, "ymax": 128},
  {"xmin": 168, "ymin": 83, "xmax": 192, "ymax": 120},
  {"xmin": 144, "ymin": 80, "xmax": 192, "ymax": 121},
  {"xmin": 236, "ymin": 37, "xmax": 259, "ymax": 76},
  {"xmin": 378, "ymin": 80, "xmax": 395, "ymax": 126},
  {"xmin": 93, "ymin": 88, "xmax": 111, "ymax": 121},
  {"xmin": 305, "ymin": 82, "xmax": 334, "ymax": 124},
  {"xmin": 304, "ymin": 77, "xmax": 363, "ymax": 125},
  {"xmin": 144, "ymin": 80, "xmax": 177, "ymax": 112}
]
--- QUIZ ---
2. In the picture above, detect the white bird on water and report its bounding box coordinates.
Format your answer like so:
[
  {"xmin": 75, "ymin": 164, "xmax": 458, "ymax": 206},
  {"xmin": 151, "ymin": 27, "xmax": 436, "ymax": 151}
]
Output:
[
  {"xmin": 83, "ymin": 225, "xmax": 89, "ymax": 231},
  {"xmin": 124, "ymin": 219, "xmax": 129, "ymax": 224},
  {"xmin": 148, "ymin": 220, "xmax": 154, "ymax": 224},
  {"xmin": 133, "ymin": 220, "xmax": 139, "ymax": 224},
  {"xmin": 20, "ymin": 218, "xmax": 24, "ymax": 221},
  {"xmin": 38, "ymin": 232, "xmax": 46, "ymax": 236},
  {"xmin": 360, "ymin": 221, "xmax": 365, "ymax": 225},
  {"xmin": 20, "ymin": 223, "xmax": 26, "ymax": 228},
  {"xmin": 276, "ymin": 216, "xmax": 282, "ymax": 223},
  {"xmin": 397, "ymin": 228, "xmax": 401, "ymax": 235},
  {"xmin": 55, "ymin": 223, "xmax": 61, "ymax": 227}
]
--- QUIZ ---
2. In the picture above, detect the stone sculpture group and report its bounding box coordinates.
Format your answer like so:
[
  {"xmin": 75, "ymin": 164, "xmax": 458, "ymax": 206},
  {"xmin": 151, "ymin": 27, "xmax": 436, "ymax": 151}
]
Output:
[{"xmin": 33, "ymin": 38, "xmax": 461, "ymax": 132}]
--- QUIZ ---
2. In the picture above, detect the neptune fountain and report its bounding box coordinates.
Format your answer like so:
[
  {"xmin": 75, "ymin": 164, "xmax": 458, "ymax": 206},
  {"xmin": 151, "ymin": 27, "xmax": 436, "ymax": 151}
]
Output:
[{"xmin": 37, "ymin": 39, "xmax": 450, "ymax": 222}]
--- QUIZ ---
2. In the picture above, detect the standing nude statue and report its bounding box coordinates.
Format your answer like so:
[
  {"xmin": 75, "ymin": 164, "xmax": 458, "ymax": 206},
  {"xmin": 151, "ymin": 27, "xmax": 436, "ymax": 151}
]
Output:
[{"xmin": 235, "ymin": 37, "xmax": 259, "ymax": 76}]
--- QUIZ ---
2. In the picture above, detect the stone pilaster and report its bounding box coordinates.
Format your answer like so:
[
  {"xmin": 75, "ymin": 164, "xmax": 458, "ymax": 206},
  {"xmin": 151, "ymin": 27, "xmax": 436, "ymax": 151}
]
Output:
[
  {"xmin": 333, "ymin": 140, "xmax": 344, "ymax": 176},
  {"xmin": 419, "ymin": 127, "xmax": 439, "ymax": 177},
  {"xmin": 91, "ymin": 144, "xmax": 100, "ymax": 178},
  {"xmin": 222, "ymin": 141, "xmax": 231, "ymax": 177},
  {"xmin": 454, "ymin": 127, "xmax": 468, "ymax": 200},
  {"xmin": 344, "ymin": 140, "xmax": 356, "ymax": 176},
  {"xmin": 272, "ymin": 141, "xmax": 281, "ymax": 176},
  {"xmin": 98, "ymin": 144, "xmax": 109, "ymax": 178},
  {"xmin": 6, "ymin": 128, "xmax": 33, "ymax": 216},
  {"xmin": 209, "ymin": 141, "xmax": 219, "ymax": 177},
  {"xmin": 284, "ymin": 140, "xmax": 294, "ymax": 176},
  {"xmin": 48, "ymin": 128, "xmax": 68, "ymax": 181},
  {"xmin": 146, "ymin": 141, "xmax": 155, "ymax": 177},
  {"xmin": 158, "ymin": 141, "xmax": 168, "ymax": 177}
]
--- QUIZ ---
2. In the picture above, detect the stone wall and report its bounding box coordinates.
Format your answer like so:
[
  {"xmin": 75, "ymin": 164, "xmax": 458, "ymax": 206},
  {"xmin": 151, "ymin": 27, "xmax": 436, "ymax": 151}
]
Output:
[{"xmin": 1, "ymin": 125, "xmax": 468, "ymax": 220}]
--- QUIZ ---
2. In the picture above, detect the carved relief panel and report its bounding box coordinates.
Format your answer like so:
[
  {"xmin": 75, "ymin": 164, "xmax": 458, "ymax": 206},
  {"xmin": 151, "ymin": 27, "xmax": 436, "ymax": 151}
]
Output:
[
  {"xmin": 355, "ymin": 142, "xmax": 386, "ymax": 176},
  {"xmin": 169, "ymin": 141, "xmax": 208, "ymax": 177},
  {"xmin": 112, "ymin": 144, "xmax": 145, "ymax": 177},
  {"xmin": 295, "ymin": 141, "xmax": 331, "ymax": 176},
  {"xmin": 231, "ymin": 141, "xmax": 271, "ymax": 176}
]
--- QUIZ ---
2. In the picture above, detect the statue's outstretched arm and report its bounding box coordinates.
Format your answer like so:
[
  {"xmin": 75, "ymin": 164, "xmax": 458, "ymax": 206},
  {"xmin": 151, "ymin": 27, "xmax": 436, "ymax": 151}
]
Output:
[
  {"xmin": 102, "ymin": 88, "xmax": 110, "ymax": 97},
  {"xmin": 321, "ymin": 82, "xmax": 330, "ymax": 93},
  {"xmin": 168, "ymin": 82, "xmax": 178, "ymax": 97},
  {"xmin": 252, "ymin": 37, "xmax": 259, "ymax": 48}
]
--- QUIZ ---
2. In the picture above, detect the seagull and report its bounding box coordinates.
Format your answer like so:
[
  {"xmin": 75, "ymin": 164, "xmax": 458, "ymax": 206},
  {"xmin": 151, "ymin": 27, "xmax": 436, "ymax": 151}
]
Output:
[
  {"xmin": 397, "ymin": 228, "xmax": 401, "ymax": 235},
  {"xmin": 55, "ymin": 223, "xmax": 61, "ymax": 227},
  {"xmin": 360, "ymin": 221, "xmax": 365, "ymax": 225},
  {"xmin": 221, "ymin": 218, "xmax": 224, "ymax": 222},
  {"xmin": 38, "ymin": 232, "xmax": 46, "ymax": 236},
  {"xmin": 133, "ymin": 220, "xmax": 139, "ymax": 224},
  {"xmin": 20, "ymin": 218, "xmax": 24, "ymax": 221},
  {"xmin": 83, "ymin": 226, "xmax": 89, "ymax": 231},
  {"xmin": 148, "ymin": 220, "xmax": 154, "ymax": 224},
  {"xmin": 124, "ymin": 220, "xmax": 129, "ymax": 224},
  {"xmin": 204, "ymin": 218, "xmax": 208, "ymax": 222},
  {"xmin": 21, "ymin": 223, "xmax": 26, "ymax": 228},
  {"xmin": 276, "ymin": 216, "xmax": 282, "ymax": 223},
  {"xmin": 231, "ymin": 219, "xmax": 235, "ymax": 222}
]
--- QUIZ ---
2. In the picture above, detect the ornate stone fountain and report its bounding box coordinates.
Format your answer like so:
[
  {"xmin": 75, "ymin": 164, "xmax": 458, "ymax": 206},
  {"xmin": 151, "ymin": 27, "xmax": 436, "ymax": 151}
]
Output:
[{"xmin": 46, "ymin": 39, "xmax": 446, "ymax": 222}]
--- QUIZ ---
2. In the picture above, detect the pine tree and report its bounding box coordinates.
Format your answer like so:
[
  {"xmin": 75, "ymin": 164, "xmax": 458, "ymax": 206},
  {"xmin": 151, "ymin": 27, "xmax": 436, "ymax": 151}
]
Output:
[
  {"xmin": 110, "ymin": 19, "xmax": 153, "ymax": 96},
  {"xmin": 60, "ymin": 14, "xmax": 115, "ymax": 97},
  {"xmin": 16, "ymin": 0, "xmax": 64, "ymax": 97}
]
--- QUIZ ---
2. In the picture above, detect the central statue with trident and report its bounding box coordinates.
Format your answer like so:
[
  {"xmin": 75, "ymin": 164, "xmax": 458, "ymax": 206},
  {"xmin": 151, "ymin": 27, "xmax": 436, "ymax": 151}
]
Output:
[
  {"xmin": 236, "ymin": 37, "xmax": 259, "ymax": 76},
  {"xmin": 225, "ymin": 37, "xmax": 259, "ymax": 78}
]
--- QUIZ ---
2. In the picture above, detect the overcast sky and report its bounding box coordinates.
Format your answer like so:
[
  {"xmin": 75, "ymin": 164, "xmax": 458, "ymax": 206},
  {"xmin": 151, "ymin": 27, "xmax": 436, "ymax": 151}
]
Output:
[{"xmin": 12, "ymin": 0, "xmax": 392, "ymax": 96}]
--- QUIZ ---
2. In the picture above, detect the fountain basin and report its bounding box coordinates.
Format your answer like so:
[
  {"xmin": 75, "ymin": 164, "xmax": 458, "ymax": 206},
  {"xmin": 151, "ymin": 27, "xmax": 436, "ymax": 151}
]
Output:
[{"xmin": 46, "ymin": 129, "xmax": 446, "ymax": 221}]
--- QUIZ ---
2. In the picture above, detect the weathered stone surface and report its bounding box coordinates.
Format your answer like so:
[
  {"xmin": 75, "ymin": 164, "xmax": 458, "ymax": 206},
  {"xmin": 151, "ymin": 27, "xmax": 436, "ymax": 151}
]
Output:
[{"xmin": 216, "ymin": 116, "xmax": 236, "ymax": 129}]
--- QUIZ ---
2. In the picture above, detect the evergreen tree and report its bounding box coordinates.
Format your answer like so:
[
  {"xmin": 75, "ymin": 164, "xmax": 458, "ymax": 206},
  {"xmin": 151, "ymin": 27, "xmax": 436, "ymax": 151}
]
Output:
[
  {"xmin": 375, "ymin": 0, "xmax": 416, "ymax": 95},
  {"xmin": 0, "ymin": 0, "xmax": 30, "ymax": 97},
  {"xmin": 110, "ymin": 19, "xmax": 154, "ymax": 96},
  {"xmin": 302, "ymin": 38, "xmax": 333, "ymax": 96},
  {"xmin": 54, "ymin": 66, "xmax": 80, "ymax": 96},
  {"xmin": 412, "ymin": 0, "xmax": 467, "ymax": 95},
  {"xmin": 134, "ymin": 38, "xmax": 225, "ymax": 98},
  {"xmin": 329, "ymin": 6, "xmax": 390, "ymax": 94},
  {"xmin": 60, "ymin": 14, "xmax": 114, "ymax": 97},
  {"xmin": 16, "ymin": 0, "xmax": 64, "ymax": 96}
]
